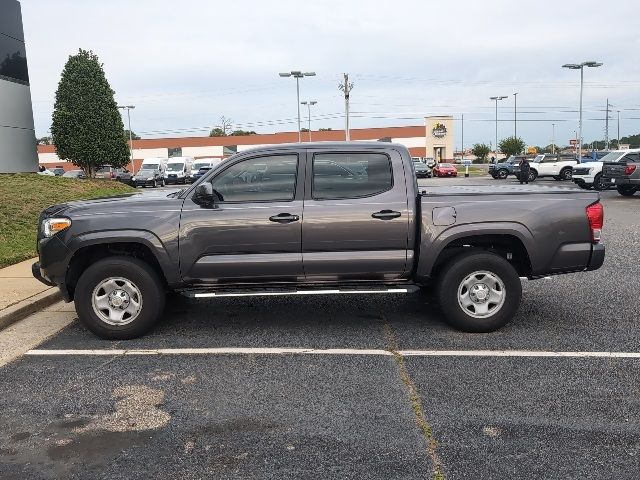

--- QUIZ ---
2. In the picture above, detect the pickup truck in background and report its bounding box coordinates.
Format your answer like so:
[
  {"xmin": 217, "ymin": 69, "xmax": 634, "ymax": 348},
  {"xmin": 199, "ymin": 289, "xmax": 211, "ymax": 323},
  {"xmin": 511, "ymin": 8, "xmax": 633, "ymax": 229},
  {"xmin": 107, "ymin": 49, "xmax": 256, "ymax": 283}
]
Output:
[
  {"xmin": 527, "ymin": 153, "xmax": 577, "ymax": 182},
  {"xmin": 602, "ymin": 152, "xmax": 640, "ymax": 196},
  {"xmin": 32, "ymin": 142, "xmax": 605, "ymax": 339},
  {"xmin": 574, "ymin": 149, "xmax": 640, "ymax": 191}
]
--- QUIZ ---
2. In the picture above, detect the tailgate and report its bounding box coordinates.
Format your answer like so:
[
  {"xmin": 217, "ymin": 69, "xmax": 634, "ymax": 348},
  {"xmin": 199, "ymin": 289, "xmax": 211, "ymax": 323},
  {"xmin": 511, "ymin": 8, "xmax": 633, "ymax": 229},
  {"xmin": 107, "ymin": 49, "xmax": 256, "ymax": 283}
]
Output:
[{"xmin": 602, "ymin": 162, "xmax": 627, "ymax": 178}]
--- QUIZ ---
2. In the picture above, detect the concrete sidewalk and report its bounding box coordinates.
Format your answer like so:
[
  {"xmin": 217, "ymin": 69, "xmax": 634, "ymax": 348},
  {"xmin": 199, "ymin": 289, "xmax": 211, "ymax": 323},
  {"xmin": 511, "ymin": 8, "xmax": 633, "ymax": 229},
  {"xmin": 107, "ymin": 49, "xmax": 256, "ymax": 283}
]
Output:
[{"xmin": 0, "ymin": 258, "xmax": 62, "ymax": 330}]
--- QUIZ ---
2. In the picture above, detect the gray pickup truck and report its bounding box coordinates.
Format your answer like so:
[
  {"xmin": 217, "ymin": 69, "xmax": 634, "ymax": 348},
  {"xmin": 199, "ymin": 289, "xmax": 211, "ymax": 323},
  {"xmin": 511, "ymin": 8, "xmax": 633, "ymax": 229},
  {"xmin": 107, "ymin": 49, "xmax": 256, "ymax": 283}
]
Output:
[
  {"xmin": 602, "ymin": 155, "xmax": 640, "ymax": 196},
  {"xmin": 33, "ymin": 142, "xmax": 605, "ymax": 339}
]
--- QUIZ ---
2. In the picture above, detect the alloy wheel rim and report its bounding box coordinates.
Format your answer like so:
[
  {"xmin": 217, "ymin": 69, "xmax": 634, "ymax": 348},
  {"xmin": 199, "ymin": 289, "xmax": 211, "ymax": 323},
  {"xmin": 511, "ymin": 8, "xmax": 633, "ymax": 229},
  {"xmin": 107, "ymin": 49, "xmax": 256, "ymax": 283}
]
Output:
[
  {"xmin": 91, "ymin": 277, "xmax": 143, "ymax": 325},
  {"xmin": 457, "ymin": 270, "xmax": 506, "ymax": 319}
]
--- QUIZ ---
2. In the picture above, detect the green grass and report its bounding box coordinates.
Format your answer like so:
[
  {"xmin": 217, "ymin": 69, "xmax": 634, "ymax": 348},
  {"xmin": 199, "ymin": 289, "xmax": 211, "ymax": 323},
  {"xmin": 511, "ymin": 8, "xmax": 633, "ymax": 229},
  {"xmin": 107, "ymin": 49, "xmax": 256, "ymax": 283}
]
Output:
[{"xmin": 0, "ymin": 173, "xmax": 135, "ymax": 268}]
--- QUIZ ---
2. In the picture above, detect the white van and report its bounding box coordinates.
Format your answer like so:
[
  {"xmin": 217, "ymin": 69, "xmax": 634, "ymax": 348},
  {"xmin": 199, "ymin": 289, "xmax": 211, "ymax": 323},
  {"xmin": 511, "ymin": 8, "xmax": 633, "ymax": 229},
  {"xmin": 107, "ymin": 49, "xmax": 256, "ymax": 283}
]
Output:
[
  {"xmin": 139, "ymin": 157, "xmax": 168, "ymax": 175},
  {"xmin": 191, "ymin": 158, "xmax": 223, "ymax": 181},
  {"xmin": 164, "ymin": 157, "xmax": 194, "ymax": 184}
]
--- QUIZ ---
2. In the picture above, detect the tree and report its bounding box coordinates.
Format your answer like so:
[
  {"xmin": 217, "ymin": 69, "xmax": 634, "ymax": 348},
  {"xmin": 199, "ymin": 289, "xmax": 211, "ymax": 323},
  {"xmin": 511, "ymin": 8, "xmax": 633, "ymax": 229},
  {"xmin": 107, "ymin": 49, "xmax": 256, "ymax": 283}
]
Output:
[
  {"xmin": 209, "ymin": 116, "xmax": 234, "ymax": 137},
  {"xmin": 499, "ymin": 136, "xmax": 526, "ymax": 156},
  {"xmin": 37, "ymin": 136, "xmax": 52, "ymax": 145},
  {"xmin": 51, "ymin": 49, "xmax": 129, "ymax": 177},
  {"xmin": 471, "ymin": 143, "xmax": 491, "ymax": 162},
  {"xmin": 230, "ymin": 129, "xmax": 256, "ymax": 136},
  {"xmin": 124, "ymin": 129, "xmax": 141, "ymax": 140},
  {"xmin": 319, "ymin": 128, "xmax": 333, "ymax": 131},
  {"xmin": 209, "ymin": 127, "xmax": 226, "ymax": 137}
]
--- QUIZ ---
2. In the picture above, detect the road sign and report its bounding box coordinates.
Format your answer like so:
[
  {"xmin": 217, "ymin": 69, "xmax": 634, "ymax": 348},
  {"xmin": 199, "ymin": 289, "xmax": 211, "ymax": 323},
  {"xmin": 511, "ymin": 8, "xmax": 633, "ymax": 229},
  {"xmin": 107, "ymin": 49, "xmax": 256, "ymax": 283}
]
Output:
[
  {"xmin": 461, "ymin": 159, "xmax": 472, "ymax": 165},
  {"xmin": 569, "ymin": 139, "xmax": 578, "ymax": 146}
]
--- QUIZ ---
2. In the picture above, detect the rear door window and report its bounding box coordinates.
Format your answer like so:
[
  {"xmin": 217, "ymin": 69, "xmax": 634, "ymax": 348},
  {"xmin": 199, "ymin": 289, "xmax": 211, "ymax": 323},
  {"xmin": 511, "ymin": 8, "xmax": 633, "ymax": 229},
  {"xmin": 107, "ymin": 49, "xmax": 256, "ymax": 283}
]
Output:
[{"xmin": 312, "ymin": 153, "xmax": 393, "ymax": 200}]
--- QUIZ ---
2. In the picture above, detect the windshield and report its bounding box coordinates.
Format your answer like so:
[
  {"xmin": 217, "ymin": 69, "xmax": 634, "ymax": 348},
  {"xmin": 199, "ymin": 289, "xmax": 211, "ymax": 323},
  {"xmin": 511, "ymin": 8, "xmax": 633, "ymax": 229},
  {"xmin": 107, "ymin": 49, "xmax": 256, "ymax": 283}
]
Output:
[
  {"xmin": 532, "ymin": 155, "xmax": 544, "ymax": 163},
  {"xmin": 439, "ymin": 163, "xmax": 453, "ymax": 168},
  {"xmin": 166, "ymin": 163, "xmax": 184, "ymax": 171},
  {"xmin": 138, "ymin": 169, "xmax": 156, "ymax": 175},
  {"xmin": 597, "ymin": 152, "xmax": 627, "ymax": 163},
  {"xmin": 142, "ymin": 163, "xmax": 159, "ymax": 170},
  {"xmin": 192, "ymin": 162, "xmax": 211, "ymax": 170}
]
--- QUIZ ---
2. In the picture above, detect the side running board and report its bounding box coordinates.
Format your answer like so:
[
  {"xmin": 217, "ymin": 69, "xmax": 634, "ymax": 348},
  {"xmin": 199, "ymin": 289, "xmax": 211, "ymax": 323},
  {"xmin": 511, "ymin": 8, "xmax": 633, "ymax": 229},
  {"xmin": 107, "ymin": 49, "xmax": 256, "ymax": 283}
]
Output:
[{"xmin": 183, "ymin": 286, "xmax": 419, "ymax": 299}]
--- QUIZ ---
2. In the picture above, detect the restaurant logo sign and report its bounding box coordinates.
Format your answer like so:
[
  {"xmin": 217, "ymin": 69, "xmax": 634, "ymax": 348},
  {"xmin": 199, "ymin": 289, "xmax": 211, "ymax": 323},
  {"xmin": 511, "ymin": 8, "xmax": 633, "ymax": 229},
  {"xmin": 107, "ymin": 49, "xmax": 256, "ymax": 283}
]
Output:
[{"xmin": 432, "ymin": 122, "xmax": 447, "ymax": 138}]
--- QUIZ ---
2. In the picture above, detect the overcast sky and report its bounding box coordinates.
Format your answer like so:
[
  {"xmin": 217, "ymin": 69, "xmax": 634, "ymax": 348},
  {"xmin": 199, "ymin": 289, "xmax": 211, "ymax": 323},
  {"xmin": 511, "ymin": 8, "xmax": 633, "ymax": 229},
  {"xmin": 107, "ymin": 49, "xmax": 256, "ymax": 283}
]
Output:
[{"xmin": 21, "ymin": 0, "xmax": 640, "ymax": 148}]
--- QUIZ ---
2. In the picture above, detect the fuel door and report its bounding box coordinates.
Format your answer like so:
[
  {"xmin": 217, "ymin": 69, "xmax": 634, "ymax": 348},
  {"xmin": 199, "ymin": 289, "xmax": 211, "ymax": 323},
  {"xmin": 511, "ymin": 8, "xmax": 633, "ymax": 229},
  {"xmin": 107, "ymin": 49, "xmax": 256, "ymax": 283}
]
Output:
[{"xmin": 432, "ymin": 206, "xmax": 457, "ymax": 226}]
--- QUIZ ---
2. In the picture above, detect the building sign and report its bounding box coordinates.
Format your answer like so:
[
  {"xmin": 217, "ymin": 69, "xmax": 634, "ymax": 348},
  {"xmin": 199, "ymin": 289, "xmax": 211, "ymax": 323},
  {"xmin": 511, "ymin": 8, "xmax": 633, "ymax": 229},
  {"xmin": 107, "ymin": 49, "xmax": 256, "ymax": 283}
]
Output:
[{"xmin": 432, "ymin": 122, "xmax": 447, "ymax": 139}]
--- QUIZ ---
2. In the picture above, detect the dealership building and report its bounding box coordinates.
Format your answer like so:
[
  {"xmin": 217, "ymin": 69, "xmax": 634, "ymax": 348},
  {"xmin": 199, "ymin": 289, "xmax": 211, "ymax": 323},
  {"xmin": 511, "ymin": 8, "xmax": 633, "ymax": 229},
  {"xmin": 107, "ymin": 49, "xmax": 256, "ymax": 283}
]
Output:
[
  {"xmin": 1, "ymin": 0, "xmax": 38, "ymax": 173},
  {"xmin": 38, "ymin": 116, "xmax": 456, "ymax": 172}
]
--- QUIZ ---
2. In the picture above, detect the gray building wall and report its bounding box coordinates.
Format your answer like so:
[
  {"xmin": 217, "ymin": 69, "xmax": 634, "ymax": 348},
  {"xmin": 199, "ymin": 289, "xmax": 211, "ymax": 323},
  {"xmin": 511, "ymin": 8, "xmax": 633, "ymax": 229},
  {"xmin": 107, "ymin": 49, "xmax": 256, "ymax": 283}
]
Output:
[{"xmin": 0, "ymin": 0, "xmax": 38, "ymax": 173}]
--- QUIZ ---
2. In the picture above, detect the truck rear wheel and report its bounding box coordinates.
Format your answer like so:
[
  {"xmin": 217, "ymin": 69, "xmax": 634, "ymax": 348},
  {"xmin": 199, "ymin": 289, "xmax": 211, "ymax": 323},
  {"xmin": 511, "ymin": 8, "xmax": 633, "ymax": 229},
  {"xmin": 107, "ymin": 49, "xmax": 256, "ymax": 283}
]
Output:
[
  {"xmin": 74, "ymin": 256, "xmax": 165, "ymax": 339},
  {"xmin": 437, "ymin": 252, "xmax": 521, "ymax": 332},
  {"xmin": 616, "ymin": 185, "xmax": 638, "ymax": 196}
]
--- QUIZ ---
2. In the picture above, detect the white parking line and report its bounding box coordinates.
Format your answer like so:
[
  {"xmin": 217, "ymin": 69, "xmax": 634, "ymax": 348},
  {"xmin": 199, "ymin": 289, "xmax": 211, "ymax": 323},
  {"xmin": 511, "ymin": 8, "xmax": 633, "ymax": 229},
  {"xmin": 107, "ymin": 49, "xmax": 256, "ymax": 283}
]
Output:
[{"xmin": 24, "ymin": 348, "xmax": 640, "ymax": 358}]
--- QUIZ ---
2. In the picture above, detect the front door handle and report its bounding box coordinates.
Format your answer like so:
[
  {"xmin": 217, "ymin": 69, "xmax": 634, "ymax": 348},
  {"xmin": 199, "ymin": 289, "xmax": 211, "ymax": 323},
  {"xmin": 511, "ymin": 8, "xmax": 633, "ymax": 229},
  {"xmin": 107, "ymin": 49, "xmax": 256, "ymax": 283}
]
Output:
[
  {"xmin": 372, "ymin": 210, "xmax": 401, "ymax": 220},
  {"xmin": 269, "ymin": 213, "xmax": 300, "ymax": 223}
]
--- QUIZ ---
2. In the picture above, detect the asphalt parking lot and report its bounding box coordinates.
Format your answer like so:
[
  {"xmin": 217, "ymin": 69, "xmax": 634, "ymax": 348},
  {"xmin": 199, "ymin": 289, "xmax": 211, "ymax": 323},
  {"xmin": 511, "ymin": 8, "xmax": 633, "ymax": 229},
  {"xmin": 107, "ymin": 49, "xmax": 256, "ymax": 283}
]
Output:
[{"xmin": 1, "ymin": 177, "xmax": 638, "ymax": 479}]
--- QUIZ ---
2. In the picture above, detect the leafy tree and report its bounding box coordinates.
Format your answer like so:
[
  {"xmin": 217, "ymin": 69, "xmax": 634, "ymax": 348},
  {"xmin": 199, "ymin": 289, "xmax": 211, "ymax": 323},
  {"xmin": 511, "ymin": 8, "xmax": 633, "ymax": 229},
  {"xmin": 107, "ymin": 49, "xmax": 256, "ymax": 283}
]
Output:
[
  {"xmin": 124, "ymin": 129, "xmax": 141, "ymax": 140},
  {"xmin": 51, "ymin": 49, "xmax": 129, "ymax": 177},
  {"xmin": 209, "ymin": 127, "xmax": 226, "ymax": 137},
  {"xmin": 319, "ymin": 128, "xmax": 333, "ymax": 131},
  {"xmin": 231, "ymin": 129, "xmax": 256, "ymax": 136},
  {"xmin": 37, "ymin": 136, "xmax": 52, "ymax": 145},
  {"xmin": 471, "ymin": 143, "xmax": 491, "ymax": 162},
  {"xmin": 499, "ymin": 136, "xmax": 526, "ymax": 156},
  {"xmin": 300, "ymin": 128, "xmax": 309, "ymax": 132}
]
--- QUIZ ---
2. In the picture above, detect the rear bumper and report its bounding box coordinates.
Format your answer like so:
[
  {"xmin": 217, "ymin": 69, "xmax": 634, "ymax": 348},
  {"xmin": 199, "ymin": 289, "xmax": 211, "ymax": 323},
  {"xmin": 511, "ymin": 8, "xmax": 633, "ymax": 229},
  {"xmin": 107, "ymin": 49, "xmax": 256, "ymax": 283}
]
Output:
[
  {"xmin": 587, "ymin": 243, "xmax": 605, "ymax": 271},
  {"xmin": 543, "ymin": 242, "xmax": 605, "ymax": 275},
  {"xmin": 603, "ymin": 177, "xmax": 640, "ymax": 185}
]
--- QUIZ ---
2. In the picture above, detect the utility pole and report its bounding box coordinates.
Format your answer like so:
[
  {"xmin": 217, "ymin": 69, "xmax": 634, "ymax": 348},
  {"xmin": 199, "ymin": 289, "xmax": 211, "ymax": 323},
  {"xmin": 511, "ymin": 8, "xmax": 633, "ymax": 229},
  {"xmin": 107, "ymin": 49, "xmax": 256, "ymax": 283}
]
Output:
[
  {"xmin": 513, "ymin": 92, "xmax": 518, "ymax": 138},
  {"xmin": 551, "ymin": 123, "xmax": 555, "ymax": 154},
  {"xmin": 605, "ymin": 98, "xmax": 610, "ymax": 150},
  {"xmin": 338, "ymin": 73, "xmax": 354, "ymax": 141},
  {"xmin": 118, "ymin": 105, "xmax": 135, "ymax": 173},
  {"xmin": 617, "ymin": 110, "xmax": 620, "ymax": 148}
]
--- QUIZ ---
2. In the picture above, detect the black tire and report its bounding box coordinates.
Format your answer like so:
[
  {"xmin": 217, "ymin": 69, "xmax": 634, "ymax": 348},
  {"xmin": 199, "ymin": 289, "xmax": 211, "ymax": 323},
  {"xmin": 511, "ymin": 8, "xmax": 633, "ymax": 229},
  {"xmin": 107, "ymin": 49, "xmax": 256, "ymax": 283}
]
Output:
[
  {"xmin": 528, "ymin": 170, "xmax": 537, "ymax": 182},
  {"xmin": 497, "ymin": 169, "xmax": 508, "ymax": 179},
  {"xmin": 593, "ymin": 173, "xmax": 606, "ymax": 191},
  {"xmin": 559, "ymin": 168, "xmax": 573, "ymax": 181},
  {"xmin": 74, "ymin": 256, "xmax": 166, "ymax": 339},
  {"xmin": 436, "ymin": 251, "xmax": 522, "ymax": 333},
  {"xmin": 617, "ymin": 185, "xmax": 638, "ymax": 197}
]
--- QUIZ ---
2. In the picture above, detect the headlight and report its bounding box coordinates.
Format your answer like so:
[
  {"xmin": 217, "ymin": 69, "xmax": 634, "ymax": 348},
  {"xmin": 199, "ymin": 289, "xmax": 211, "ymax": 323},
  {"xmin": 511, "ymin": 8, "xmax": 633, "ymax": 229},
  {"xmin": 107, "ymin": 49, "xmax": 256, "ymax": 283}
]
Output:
[{"xmin": 42, "ymin": 218, "xmax": 71, "ymax": 237}]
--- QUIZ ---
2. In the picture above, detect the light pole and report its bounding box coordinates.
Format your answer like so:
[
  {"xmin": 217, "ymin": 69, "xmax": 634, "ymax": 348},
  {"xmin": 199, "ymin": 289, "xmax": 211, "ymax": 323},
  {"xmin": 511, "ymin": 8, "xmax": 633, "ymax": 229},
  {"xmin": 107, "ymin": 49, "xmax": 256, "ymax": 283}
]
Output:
[
  {"xmin": 617, "ymin": 110, "xmax": 620, "ymax": 148},
  {"xmin": 513, "ymin": 92, "xmax": 518, "ymax": 138},
  {"xmin": 279, "ymin": 70, "xmax": 316, "ymax": 142},
  {"xmin": 551, "ymin": 123, "xmax": 555, "ymax": 154},
  {"xmin": 490, "ymin": 96, "xmax": 508, "ymax": 155},
  {"xmin": 300, "ymin": 100, "xmax": 317, "ymax": 142},
  {"xmin": 562, "ymin": 61, "xmax": 603, "ymax": 162},
  {"xmin": 118, "ymin": 105, "xmax": 135, "ymax": 172}
]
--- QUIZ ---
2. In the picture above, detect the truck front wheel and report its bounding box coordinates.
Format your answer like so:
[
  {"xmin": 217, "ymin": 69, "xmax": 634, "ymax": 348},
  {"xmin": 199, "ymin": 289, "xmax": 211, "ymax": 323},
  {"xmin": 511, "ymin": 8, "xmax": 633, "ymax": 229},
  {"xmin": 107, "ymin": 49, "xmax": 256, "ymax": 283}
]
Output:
[
  {"xmin": 74, "ymin": 256, "xmax": 166, "ymax": 339},
  {"xmin": 437, "ymin": 252, "xmax": 522, "ymax": 332}
]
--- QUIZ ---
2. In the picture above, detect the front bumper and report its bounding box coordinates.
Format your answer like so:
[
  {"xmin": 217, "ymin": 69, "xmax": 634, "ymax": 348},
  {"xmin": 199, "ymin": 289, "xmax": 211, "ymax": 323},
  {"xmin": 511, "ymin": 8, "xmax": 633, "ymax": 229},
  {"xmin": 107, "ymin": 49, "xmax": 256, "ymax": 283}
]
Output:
[
  {"xmin": 165, "ymin": 176, "xmax": 186, "ymax": 184},
  {"xmin": 573, "ymin": 175, "xmax": 595, "ymax": 185},
  {"xmin": 32, "ymin": 262, "xmax": 56, "ymax": 287},
  {"xmin": 134, "ymin": 179, "xmax": 158, "ymax": 187}
]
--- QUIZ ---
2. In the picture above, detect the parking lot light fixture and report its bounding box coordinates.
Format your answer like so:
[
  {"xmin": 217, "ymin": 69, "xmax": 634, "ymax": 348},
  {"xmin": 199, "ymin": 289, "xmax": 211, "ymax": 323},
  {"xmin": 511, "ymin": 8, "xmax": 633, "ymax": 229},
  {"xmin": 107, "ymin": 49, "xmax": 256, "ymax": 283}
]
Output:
[
  {"xmin": 562, "ymin": 61, "xmax": 603, "ymax": 163},
  {"xmin": 279, "ymin": 70, "xmax": 316, "ymax": 142},
  {"xmin": 301, "ymin": 101, "xmax": 317, "ymax": 142},
  {"xmin": 490, "ymin": 96, "xmax": 508, "ymax": 155},
  {"xmin": 118, "ymin": 105, "xmax": 136, "ymax": 173}
]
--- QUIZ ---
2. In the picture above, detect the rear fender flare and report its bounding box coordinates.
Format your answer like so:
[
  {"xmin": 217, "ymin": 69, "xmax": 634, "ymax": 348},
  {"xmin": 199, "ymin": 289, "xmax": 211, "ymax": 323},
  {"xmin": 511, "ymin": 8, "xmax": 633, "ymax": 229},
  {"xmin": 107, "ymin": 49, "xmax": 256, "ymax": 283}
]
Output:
[{"xmin": 415, "ymin": 222, "xmax": 536, "ymax": 280}]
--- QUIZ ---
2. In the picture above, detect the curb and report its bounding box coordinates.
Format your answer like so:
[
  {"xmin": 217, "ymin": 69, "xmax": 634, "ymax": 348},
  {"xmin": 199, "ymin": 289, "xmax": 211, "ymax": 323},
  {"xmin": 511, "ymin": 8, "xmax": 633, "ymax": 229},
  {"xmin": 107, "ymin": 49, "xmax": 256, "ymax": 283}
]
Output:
[{"xmin": 0, "ymin": 288, "xmax": 62, "ymax": 331}]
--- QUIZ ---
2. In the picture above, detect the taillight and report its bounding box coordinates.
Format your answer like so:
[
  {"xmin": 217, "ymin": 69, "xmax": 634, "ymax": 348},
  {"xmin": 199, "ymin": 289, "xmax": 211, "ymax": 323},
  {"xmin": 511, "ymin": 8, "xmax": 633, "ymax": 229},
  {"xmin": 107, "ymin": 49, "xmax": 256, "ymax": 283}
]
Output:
[
  {"xmin": 624, "ymin": 164, "xmax": 637, "ymax": 175},
  {"xmin": 586, "ymin": 202, "xmax": 603, "ymax": 243}
]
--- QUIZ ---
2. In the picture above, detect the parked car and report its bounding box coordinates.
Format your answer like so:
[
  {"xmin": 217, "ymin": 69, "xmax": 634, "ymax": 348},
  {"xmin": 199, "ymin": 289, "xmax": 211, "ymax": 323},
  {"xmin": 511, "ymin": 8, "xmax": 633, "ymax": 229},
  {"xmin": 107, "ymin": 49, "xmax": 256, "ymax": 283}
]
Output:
[
  {"xmin": 488, "ymin": 155, "xmax": 528, "ymax": 179},
  {"xmin": 32, "ymin": 142, "xmax": 604, "ymax": 339},
  {"xmin": 191, "ymin": 158, "xmax": 223, "ymax": 182},
  {"xmin": 116, "ymin": 171, "xmax": 134, "ymax": 185},
  {"xmin": 527, "ymin": 154, "xmax": 577, "ymax": 182},
  {"xmin": 95, "ymin": 165, "xmax": 130, "ymax": 180},
  {"xmin": 574, "ymin": 149, "xmax": 640, "ymax": 191},
  {"xmin": 51, "ymin": 166, "xmax": 66, "ymax": 176},
  {"xmin": 192, "ymin": 166, "xmax": 213, "ymax": 182},
  {"xmin": 62, "ymin": 170, "xmax": 86, "ymax": 179},
  {"xmin": 602, "ymin": 151, "xmax": 640, "ymax": 196},
  {"xmin": 132, "ymin": 168, "xmax": 165, "ymax": 188},
  {"xmin": 37, "ymin": 166, "xmax": 55, "ymax": 176},
  {"xmin": 433, "ymin": 163, "xmax": 458, "ymax": 177},
  {"xmin": 412, "ymin": 158, "xmax": 432, "ymax": 178}
]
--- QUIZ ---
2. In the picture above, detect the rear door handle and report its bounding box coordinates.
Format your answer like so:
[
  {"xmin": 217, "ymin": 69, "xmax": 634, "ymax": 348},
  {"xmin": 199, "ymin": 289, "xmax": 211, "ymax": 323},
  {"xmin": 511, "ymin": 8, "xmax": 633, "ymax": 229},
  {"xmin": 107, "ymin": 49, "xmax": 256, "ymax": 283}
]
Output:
[
  {"xmin": 269, "ymin": 213, "xmax": 299, "ymax": 223},
  {"xmin": 371, "ymin": 210, "xmax": 401, "ymax": 220}
]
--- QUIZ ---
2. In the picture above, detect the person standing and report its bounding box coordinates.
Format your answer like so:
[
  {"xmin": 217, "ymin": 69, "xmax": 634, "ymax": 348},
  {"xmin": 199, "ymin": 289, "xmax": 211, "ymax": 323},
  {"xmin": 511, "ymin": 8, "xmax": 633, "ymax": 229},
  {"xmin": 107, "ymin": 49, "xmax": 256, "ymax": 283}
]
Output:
[{"xmin": 519, "ymin": 157, "xmax": 531, "ymax": 184}]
